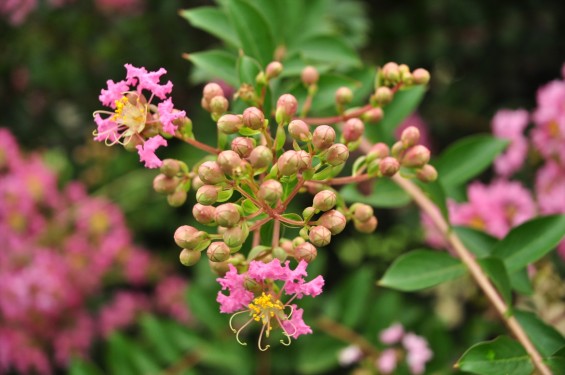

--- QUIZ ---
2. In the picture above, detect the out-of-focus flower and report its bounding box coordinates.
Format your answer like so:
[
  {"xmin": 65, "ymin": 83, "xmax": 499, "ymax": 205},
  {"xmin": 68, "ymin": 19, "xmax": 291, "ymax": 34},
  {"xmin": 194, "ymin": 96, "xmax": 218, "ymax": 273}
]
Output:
[
  {"xmin": 338, "ymin": 345, "xmax": 363, "ymax": 366},
  {"xmin": 379, "ymin": 322, "xmax": 405, "ymax": 345},
  {"xmin": 531, "ymin": 79, "xmax": 565, "ymax": 165},
  {"xmin": 403, "ymin": 333, "xmax": 433, "ymax": 375},
  {"xmin": 377, "ymin": 348, "xmax": 398, "ymax": 374},
  {"xmin": 491, "ymin": 109, "xmax": 529, "ymax": 177}
]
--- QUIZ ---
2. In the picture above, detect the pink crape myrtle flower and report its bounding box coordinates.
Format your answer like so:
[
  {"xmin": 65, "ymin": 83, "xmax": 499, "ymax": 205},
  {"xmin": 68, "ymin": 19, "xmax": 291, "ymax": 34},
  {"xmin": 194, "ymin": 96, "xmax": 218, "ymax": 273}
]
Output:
[
  {"xmin": 377, "ymin": 348, "xmax": 398, "ymax": 374},
  {"xmin": 535, "ymin": 160, "xmax": 565, "ymax": 215},
  {"xmin": 491, "ymin": 109, "xmax": 529, "ymax": 177},
  {"xmin": 379, "ymin": 322, "xmax": 405, "ymax": 345},
  {"xmin": 93, "ymin": 63, "xmax": 185, "ymax": 169},
  {"xmin": 403, "ymin": 333, "xmax": 433, "ymax": 375},
  {"xmin": 217, "ymin": 259, "xmax": 324, "ymax": 350},
  {"xmin": 338, "ymin": 345, "xmax": 363, "ymax": 366}
]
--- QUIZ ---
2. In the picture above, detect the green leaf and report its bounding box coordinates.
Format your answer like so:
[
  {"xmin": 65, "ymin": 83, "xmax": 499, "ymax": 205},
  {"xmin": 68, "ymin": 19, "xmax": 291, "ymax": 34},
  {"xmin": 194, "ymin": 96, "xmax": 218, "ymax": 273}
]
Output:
[
  {"xmin": 225, "ymin": 0, "xmax": 275, "ymax": 66},
  {"xmin": 365, "ymin": 85, "xmax": 426, "ymax": 143},
  {"xmin": 341, "ymin": 267, "xmax": 374, "ymax": 327},
  {"xmin": 237, "ymin": 54, "xmax": 262, "ymax": 86},
  {"xmin": 509, "ymin": 268, "xmax": 533, "ymax": 295},
  {"xmin": 185, "ymin": 50, "xmax": 238, "ymax": 86},
  {"xmin": 291, "ymin": 35, "xmax": 361, "ymax": 68},
  {"xmin": 379, "ymin": 249, "xmax": 466, "ymax": 291},
  {"xmin": 260, "ymin": 219, "xmax": 274, "ymax": 247},
  {"xmin": 180, "ymin": 7, "xmax": 239, "ymax": 47},
  {"xmin": 514, "ymin": 310, "xmax": 565, "ymax": 357},
  {"xmin": 453, "ymin": 226, "xmax": 497, "ymax": 258},
  {"xmin": 340, "ymin": 178, "xmax": 410, "ymax": 208},
  {"xmin": 434, "ymin": 135, "xmax": 508, "ymax": 188},
  {"xmin": 238, "ymin": 126, "xmax": 261, "ymax": 136},
  {"xmin": 275, "ymin": 125, "xmax": 286, "ymax": 151},
  {"xmin": 140, "ymin": 315, "xmax": 180, "ymax": 364},
  {"xmin": 296, "ymin": 335, "xmax": 342, "ymax": 374},
  {"xmin": 281, "ymin": 213, "xmax": 303, "ymax": 228},
  {"xmin": 415, "ymin": 179, "xmax": 449, "ymax": 221},
  {"xmin": 478, "ymin": 257, "xmax": 512, "ymax": 305},
  {"xmin": 492, "ymin": 215, "xmax": 565, "ymax": 272},
  {"xmin": 457, "ymin": 336, "xmax": 533, "ymax": 375},
  {"xmin": 69, "ymin": 358, "xmax": 103, "ymax": 375},
  {"xmin": 312, "ymin": 164, "xmax": 344, "ymax": 180},
  {"xmin": 248, "ymin": 245, "xmax": 271, "ymax": 261},
  {"xmin": 217, "ymin": 188, "xmax": 234, "ymax": 202},
  {"xmin": 241, "ymin": 198, "xmax": 259, "ymax": 215},
  {"xmin": 547, "ymin": 346, "xmax": 565, "ymax": 374},
  {"xmin": 186, "ymin": 287, "xmax": 224, "ymax": 335}
]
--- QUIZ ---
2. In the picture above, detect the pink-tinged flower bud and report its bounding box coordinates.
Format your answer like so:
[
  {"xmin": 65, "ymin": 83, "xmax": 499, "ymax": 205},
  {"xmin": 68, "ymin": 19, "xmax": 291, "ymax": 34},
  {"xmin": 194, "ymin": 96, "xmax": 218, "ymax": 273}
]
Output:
[
  {"xmin": 312, "ymin": 125, "xmax": 336, "ymax": 150},
  {"xmin": 382, "ymin": 62, "xmax": 400, "ymax": 82},
  {"xmin": 192, "ymin": 175, "xmax": 204, "ymax": 191},
  {"xmin": 179, "ymin": 248, "xmax": 201, "ymax": 266},
  {"xmin": 207, "ymin": 242, "xmax": 231, "ymax": 262},
  {"xmin": 295, "ymin": 242, "xmax": 317, "ymax": 262},
  {"xmin": 401, "ymin": 71, "xmax": 413, "ymax": 85},
  {"xmin": 277, "ymin": 150, "xmax": 300, "ymax": 176},
  {"xmin": 160, "ymin": 159, "xmax": 182, "ymax": 178},
  {"xmin": 391, "ymin": 141, "xmax": 404, "ymax": 157},
  {"xmin": 351, "ymin": 203, "xmax": 373, "ymax": 222},
  {"xmin": 318, "ymin": 209, "xmax": 347, "ymax": 235},
  {"xmin": 242, "ymin": 107, "xmax": 265, "ymax": 130},
  {"xmin": 192, "ymin": 203, "xmax": 216, "ymax": 225},
  {"xmin": 210, "ymin": 96, "xmax": 229, "ymax": 115},
  {"xmin": 209, "ymin": 259, "xmax": 230, "ymax": 275},
  {"xmin": 174, "ymin": 225, "xmax": 209, "ymax": 249},
  {"xmin": 379, "ymin": 157, "xmax": 400, "ymax": 176},
  {"xmin": 354, "ymin": 216, "xmax": 378, "ymax": 233},
  {"xmin": 303, "ymin": 206, "xmax": 316, "ymax": 220},
  {"xmin": 217, "ymin": 150, "xmax": 242, "ymax": 176},
  {"xmin": 373, "ymin": 86, "xmax": 393, "ymax": 106},
  {"xmin": 416, "ymin": 164, "xmax": 438, "ymax": 183},
  {"xmin": 215, "ymin": 203, "xmax": 241, "ymax": 228},
  {"xmin": 223, "ymin": 226, "xmax": 247, "ymax": 248},
  {"xmin": 258, "ymin": 179, "xmax": 283, "ymax": 205},
  {"xmin": 167, "ymin": 190, "xmax": 187, "ymax": 207},
  {"xmin": 363, "ymin": 107, "xmax": 384, "ymax": 123},
  {"xmin": 196, "ymin": 185, "xmax": 219, "ymax": 205},
  {"xmin": 273, "ymin": 246, "xmax": 287, "ymax": 261},
  {"xmin": 400, "ymin": 126, "xmax": 420, "ymax": 148},
  {"xmin": 367, "ymin": 142, "xmax": 390, "ymax": 160},
  {"xmin": 288, "ymin": 119, "xmax": 312, "ymax": 141},
  {"xmin": 231, "ymin": 137, "xmax": 255, "ymax": 158},
  {"xmin": 296, "ymin": 150, "xmax": 312, "ymax": 171},
  {"xmin": 399, "ymin": 64, "xmax": 410, "ymax": 75},
  {"xmin": 412, "ymin": 68, "xmax": 430, "ymax": 85},
  {"xmin": 301, "ymin": 65, "xmax": 319, "ymax": 85},
  {"xmin": 292, "ymin": 236, "xmax": 305, "ymax": 248},
  {"xmin": 280, "ymin": 239, "xmax": 294, "ymax": 255},
  {"xmin": 402, "ymin": 145, "xmax": 430, "ymax": 168},
  {"xmin": 275, "ymin": 94, "xmax": 298, "ymax": 124},
  {"xmin": 326, "ymin": 143, "xmax": 349, "ymax": 166},
  {"xmin": 198, "ymin": 161, "xmax": 225, "ymax": 185},
  {"xmin": 153, "ymin": 174, "xmax": 178, "ymax": 194},
  {"xmin": 335, "ymin": 86, "xmax": 353, "ymax": 105},
  {"xmin": 244, "ymin": 275, "xmax": 263, "ymax": 292},
  {"xmin": 248, "ymin": 145, "xmax": 273, "ymax": 170},
  {"xmin": 342, "ymin": 118, "xmax": 365, "ymax": 143},
  {"xmin": 309, "ymin": 225, "xmax": 331, "ymax": 247},
  {"xmin": 266, "ymin": 61, "xmax": 283, "ymax": 79},
  {"xmin": 203, "ymin": 82, "xmax": 225, "ymax": 101},
  {"xmin": 217, "ymin": 114, "xmax": 243, "ymax": 134},
  {"xmin": 313, "ymin": 190, "xmax": 337, "ymax": 211}
]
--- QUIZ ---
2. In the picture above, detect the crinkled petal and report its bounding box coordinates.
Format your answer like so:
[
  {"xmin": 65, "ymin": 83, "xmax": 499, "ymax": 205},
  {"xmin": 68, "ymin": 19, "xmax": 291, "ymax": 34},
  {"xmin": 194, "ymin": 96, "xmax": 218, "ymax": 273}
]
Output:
[
  {"xmin": 247, "ymin": 259, "xmax": 291, "ymax": 281},
  {"xmin": 136, "ymin": 135, "xmax": 167, "ymax": 169},
  {"xmin": 284, "ymin": 275, "xmax": 324, "ymax": 299},
  {"xmin": 125, "ymin": 63, "xmax": 172, "ymax": 99},
  {"xmin": 157, "ymin": 98, "xmax": 185, "ymax": 135},
  {"xmin": 216, "ymin": 264, "xmax": 254, "ymax": 313},
  {"xmin": 281, "ymin": 306, "xmax": 311, "ymax": 339},
  {"xmin": 93, "ymin": 114, "xmax": 120, "ymax": 143},
  {"xmin": 99, "ymin": 79, "xmax": 130, "ymax": 108}
]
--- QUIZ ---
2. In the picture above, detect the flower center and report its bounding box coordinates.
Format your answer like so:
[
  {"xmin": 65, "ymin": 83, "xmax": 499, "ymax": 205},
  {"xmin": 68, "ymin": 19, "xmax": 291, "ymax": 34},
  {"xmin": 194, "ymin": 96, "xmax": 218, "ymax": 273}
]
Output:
[
  {"xmin": 112, "ymin": 96, "xmax": 147, "ymax": 134},
  {"xmin": 248, "ymin": 292, "xmax": 285, "ymax": 326}
]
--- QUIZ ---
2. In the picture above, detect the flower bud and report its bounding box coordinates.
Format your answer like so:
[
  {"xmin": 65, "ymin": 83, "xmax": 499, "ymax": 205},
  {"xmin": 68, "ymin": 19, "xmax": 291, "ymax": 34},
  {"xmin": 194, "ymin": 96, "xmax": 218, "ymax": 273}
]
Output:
[
  {"xmin": 231, "ymin": 137, "xmax": 255, "ymax": 158},
  {"xmin": 266, "ymin": 61, "xmax": 283, "ymax": 79},
  {"xmin": 242, "ymin": 107, "xmax": 265, "ymax": 130},
  {"xmin": 203, "ymin": 82, "xmax": 224, "ymax": 101},
  {"xmin": 354, "ymin": 216, "xmax": 378, "ymax": 233},
  {"xmin": 367, "ymin": 142, "xmax": 389, "ymax": 160},
  {"xmin": 167, "ymin": 190, "xmax": 187, "ymax": 207},
  {"xmin": 223, "ymin": 226, "xmax": 248, "ymax": 248},
  {"xmin": 313, "ymin": 190, "xmax": 337, "ymax": 212},
  {"xmin": 412, "ymin": 68, "xmax": 430, "ymax": 85},
  {"xmin": 217, "ymin": 150, "xmax": 242, "ymax": 176},
  {"xmin": 379, "ymin": 157, "xmax": 400, "ymax": 176},
  {"xmin": 280, "ymin": 239, "xmax": 294, "ymax": 255},
  {"xmin": 416, "ymin": 164, "xmax": 438, "ymax": 182},
  {"xmin": 363, "ymin": 107, "xmax": 384, "ymax": 123},
  {"xmin": 192, "ymin": 175, "xmax": 204, "ymax": 191},
  {"xmin": 196, "ymin": 185, "xmax": 219, "ymax": 205},
  {"xmin": 351, "ymin": 203, "xmax": 373, "ymax": 222},
  {"xmin": 277, "ymin": 150, "xmax": 300, "ymax": 176},
  {"xmin": 258, "ymin": 179, "xmax": 283, "ymax": 205},
  {"xmin": 179, "ymin": 248, "xmax": 201, "ymax": 266},
  {"xmin": 301, "ymin": 65, "xmax": 319, "ymax": 85},
  {"xmin": 273, "ymin": 246, "xmax": 287, "ymax": 261},
  {"xmin": 209, "ymin": 259, "xmax": 230, "ymax": 275},
  {"xmin": 244, "ymin": 275, "xmax": 263, "ymax": 292},
  {"xmin": 215, "ymin": 203, "xmax": 241, "ymax": 228},
  {"xmin": 382, "ymin": 62, "xmax": 400, "ymax": 82},
  {"xmin": 275, "ymin": 94, "xmax": 298, "ymax": 124},
  {"xmin": 402, "ymin": 145, "xmax": 430, "ymax": 168},
  {"xmin": 248, "ymin": 145, "xmax": 273, "ymax": 170},
  {"xmin": 160, "ymin": 159, "xmax": 182, "ymax": 178},
  {"xmin": 288, "ymin": 119, "xmax": 311, "ymax": 141},
  {"xmin": 296, "ymin": 150, "xmax": 312, "ymax": 171},
  {"xmin": 303, "ymin": 206, "xmax": 316, "ymax": 220},
  {"xmin": 295, "ymin": 242, "xmax": 317, "ymax": 262},
  {"xmin": 210, "ymin": 96, "xmax": 229, "ymax": 115},
  {"xmin": 400, "ymin": 126, "xmax": 420, "ymax": 148},
  {"xmin": 207, "ymin": 241, "xmax": 231, "ymax": 262},
  {"xmin": 312, "ymin": 125, "xmax": 336, "ymax": 150},
  {"xmin": 326, "ymin": 143, "xmax": 349, "ymax": 166},
  {"xmin": 401, "ymin": 71, "xmax": 413, "ymax": 85},
  {"xmin": 153, "ymin": 174, "xmax": 178, "ymax": 194},
  {"xmin": 335, "ymin": 86, "xmax": 353, "ymax": 105},
  {"xmin": 342, "ymin": 118, "xmax": 365, "ymax": 143},
  {"xmin": 391, "ymin": 141, "xmax": 404, "ymax": 157},
  {"xmin": 192, "ymin": 203, "xmax": 216, "ymax": 225},
  {"xmin": 318, "ymin": 209, "xmax": 347, "ymax": 235},
  {"xmin": 292, "ymin": 236, "xmax": 305, "ymax": 248},
  {"xmin": 309, "ymin": 225, "xmax": 331, "ymax": 247},
  {"xmin": 174, "ymin": 225, "xmax": 209, "ymax": 249},
  {"xmin": 373, "ymin": 87, "xmax": 393, "ymax": 106},
  {"xmin": 217, "ymin": 114, "xmax": 243, "ymax": 134},
  {"xmin": 198, "ymin": 161, "xmax": 225, "ymax": 185}
]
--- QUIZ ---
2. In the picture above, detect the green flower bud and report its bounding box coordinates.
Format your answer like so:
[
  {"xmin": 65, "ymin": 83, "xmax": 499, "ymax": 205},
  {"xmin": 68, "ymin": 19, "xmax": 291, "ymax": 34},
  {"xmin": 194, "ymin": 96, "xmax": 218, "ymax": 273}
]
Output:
[
  {"xmin": 192, "ymin": 175, "xmax": 204, "ymax": 191},
  {"xmin": 295, "ymin": 242, "xmax": 317, "ymax": 263},
  {"xmin": 167, "ymin": 190, "xmax": 187, "ymax": 207},
  {"xmin": 379, "ymin": 156, "xmax": 400, "ymax": 177},
  {"xmin": 215, "ymin": 203, "xmax": 241, "ymax": 228},
  {"xmin": 416, "ymin": 164, "xmax": 438, "ymax": 182},
  {"xmin": 275, "ymin": 94, "xmax": 298, "ymax": 124},
  {"xmin": 248, "ymin": 145, "xmax": 273, "ymax": 170},
  {"xmin": 242, "ymin": 107, "xmax": 265, "ymax": 130},
  {"xmin": 223, "ymin": 226, "xmax": 248, "ymax": 248},
  {"xmin": 313, "ymin": 190, "xmax": 337, "ymax": 211},
  {"xmin": 210, "ymin": 96, "xmax": 229, "ymax": 115},
  {"xmin": 196, "ymin": 185, "xmax": 219, "ymax": 205},
  {"xmin": 198, "ymin": 161, "xmax": 225, "ymax": 185},
  {"xmin": 203, "ymin": 83, "xmax": 224, "ymax": 101},
  {"xmin": 301, "ymin": 65, "xmax": 319, "ymax": 85},
  {"xmin": 308, "ymin": 225, "xmax": 331, "ymax": 247},
  {"xmin": 174, "ymin": 225, "xmax": 209, "ymax": 249},
  {"xmin": 367, "ymin": 142, "xmax": 390, "ymax": 160},
  {"xmin": 354, "ymin": 216, "xmax": 378, "ymax": 233},
  {"xmin": 217, "ymin": 150, "xmax": 242, "ymax": 176},
  {"xmin": 265, "ymin": 61, "xmax": 283, "ymax": 79},
  {"xmin": 192, "ymin": 203, "xmax": 216, "ymax": 225},
  {"xmin": 179, "ymin": 248, "xmax": 201, "ymax": 266},
  {"xmin": 362, "ymin": 107, "xmax": 384, "ymax": 123},
  {"xmin": 318, "ymin": 209, "xmax": 346, "ymax": 235},
  {"xmin": 335, "ymin": 86, "xmax": 353, "ymax": 105},
  {"xmin": 326, "ymin": 143, "xmax": 349, "ymax": 166},
  {"xmin": 373, "ymin": 86, "xmax": 393, "ymax": 106},
  {"xmin": 292, "ymin": 236, "xmax": 305, "ymax": 248},
  {"xmin": 400, "ymin": 126, "xmax": 420, "ymax": 148},
  {"xmin": 382, "ymin": 62, "xmax": 400, "ymax": 83},
  {"xmin": 342, "ymin": 118, "xmax": 365, "ymax": 143},
  {"xmin": 217, "ymin": 114, "xmax": 243, "ymax": 134},
  {"xmin": 302, "ymin": 206, "xmax": 316, "ymax": 220},
  {"xmin": 207, "ymin": 241, "xmax": 231, "ymax": 262},
  {"xmin": 160, "ymin": 159, "xmax": 182, "ymax": 178},
  {"xmin": 350, "ymin": 203, "xmax": 373, "ymax": 222},
  {"xmin": 209, "ymin": 259, "xmax": 230, "ymax": 275},
  {"xmin": 412, "ymin": 68, "xmax": 430, "ymax": 85},
  {"xmin": 277, "ymin": 150, "xmax": 300, "ymax": 176},
  {"xmin": 288, "ymin": 119, "xmax": 311, "ymax": 142},
  {"xmin": 273, "ymin": 246, "xmax": 288, "ymax": 261},
  {"xmin": 312, "ymin": 125, "xmax": 336, "ymax": 150},
  {"xmin": 258, "ymin": 179, "xmax": 283, "ymax": 205},
  {"xmin": 402, "ymin": 145, "xmax": 430, "ymax": 168},
  {"xmin": 153, "ymin": 173, "xmax": 178, "ymax": 194}
]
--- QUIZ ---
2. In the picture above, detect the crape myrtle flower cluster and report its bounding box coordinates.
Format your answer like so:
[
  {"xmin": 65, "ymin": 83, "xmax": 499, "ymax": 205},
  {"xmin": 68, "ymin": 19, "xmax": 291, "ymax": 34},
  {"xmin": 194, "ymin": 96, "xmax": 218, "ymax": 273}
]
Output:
[
  {"xmin": 0, "ymin": 129, "xmax": 191, "ymax": 375},
  {"xmin": 94, "ymin": 61, "xmax": 434, "ymax": 348}
]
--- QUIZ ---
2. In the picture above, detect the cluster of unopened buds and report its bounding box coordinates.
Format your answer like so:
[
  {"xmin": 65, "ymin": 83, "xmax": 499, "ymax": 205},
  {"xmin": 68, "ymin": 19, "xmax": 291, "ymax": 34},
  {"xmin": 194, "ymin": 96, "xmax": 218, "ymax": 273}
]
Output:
[{"xmin": 93, "ymin": 61, "xmax": 434, "ymax": 349}]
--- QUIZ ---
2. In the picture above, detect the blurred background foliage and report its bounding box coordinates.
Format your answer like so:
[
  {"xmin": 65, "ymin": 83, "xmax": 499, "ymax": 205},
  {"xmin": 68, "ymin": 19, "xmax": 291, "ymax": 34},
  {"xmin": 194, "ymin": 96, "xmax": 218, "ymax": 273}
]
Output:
[{"xmin": 1, "ymin": 0, "xmax": 565, "ymax": 373}]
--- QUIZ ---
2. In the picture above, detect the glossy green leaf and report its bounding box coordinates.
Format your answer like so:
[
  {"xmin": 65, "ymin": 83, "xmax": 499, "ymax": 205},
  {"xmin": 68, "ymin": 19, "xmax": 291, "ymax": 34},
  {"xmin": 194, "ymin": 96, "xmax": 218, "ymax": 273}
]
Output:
[
  {"xmin": 180, "ymin": 7, "xmax": 239, "ymax": 47},
  {"xmin": 241, "ymin": 198, "xmax": 259, "ymax": 215},
  {"xmin": 547, "ymin": 346, "xmax": 565, "ymax": 374},
  {"xmin": 217, "ymin": 188, "xmax": 234, "ymax": 202},
  {"xmin": 281, "ymin": 213, "xmax": 303, "ymax": 228},
  {"xmin": 225, "ymin": 0, "xmax": 275, "ymax": 66},
  {"xmin": 186, "ymin": 287, "xmax": 224, "ymax": 335},
  {"xmin": 292, "ymin": 35, "xmax": 361, "ymax": 68},
  {"xmin": 492, "ymin": 215, "xmax": 565, "ymax": 272},
  {"xmin": 379, "ymin": 249, "xmax": 466, "ymax": 291},
  {"xmin": 478, "ymin": 257, "xmax": 512, "ymax": 305},
  {"xmin": 457, "ymin": 336, "xmax": 533, "ymax": 375},
  {"xmin": 247, "ymin": 245, "xmax": 271, "ymax": 261},
  {"xmin": 185, "ymin": 50, "xmax": 238, "ymax": 86},
  {"xmin": 237, "ymin": 54, "xmax": 261, "ymax": 86},
  {"xmin": 514, "ymin": 310, "xmax": 565, "ymax": 357},
  {"xmin": 140, "ymin": 315, "xmax": 179, "ymax": 363},
  {"xmin": 341, "ymin": 267, "xmax": 374, "ymax": 327},
  {"xmin": 340, "ymin": 178, "xmax": 410, "ymax": 208},
  {"xmin": 434, "ymin": 135, "xmax": 508, "ymax": 188},
  {"xmin": 312, "ymin": 164, "xmax": 344, "ymax": 180},
  {"xmin": 509, "ymin": 268, "xmax": 533, "ymax": 295},
  {"xmin": 260, "ymin": 219, "xmax": 274, "ymax": 247},
  {"xmin": 275, "ymin": 125, "xmax": 286, "ymax": 151},
  {"xmin": 453, "ymin": 226, "xmax": 497, "ymax": 258}
]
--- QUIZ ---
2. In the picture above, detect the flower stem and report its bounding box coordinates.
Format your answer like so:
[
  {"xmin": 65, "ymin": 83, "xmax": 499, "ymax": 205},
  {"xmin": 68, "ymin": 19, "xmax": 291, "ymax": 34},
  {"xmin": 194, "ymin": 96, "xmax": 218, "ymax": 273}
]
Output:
[{"xmin": 316, "ymin": 316, "xmax": 380, "ymax": 358}]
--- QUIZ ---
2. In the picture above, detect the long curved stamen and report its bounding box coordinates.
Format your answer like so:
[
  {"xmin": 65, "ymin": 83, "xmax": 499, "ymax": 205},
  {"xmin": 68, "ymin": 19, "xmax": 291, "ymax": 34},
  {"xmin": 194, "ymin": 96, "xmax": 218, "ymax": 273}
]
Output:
[
  {"xmin": 285, "ymin": 294, "xmax": 298, "ymax": 306},
  {"xmin": 229, "ymin": 310, "xmax": 251, "ymax": 333},
  {"xmin": 284, "ymin": 304, "xmax": 295, "ymax": 320},
  {"xmin": 234, "ymin": 317, "xmax": 255, "ymax": 347},
  {"xmin": 277, "ymin": 314, "xmax": 298, "ymax": 337},
  {"xmin": 258, "ymin": 323, "xmax": 270, "ymax": 351},
  {"xmin": 275, "ymin": 315, "xmax": 295, "ymax": 346}
]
